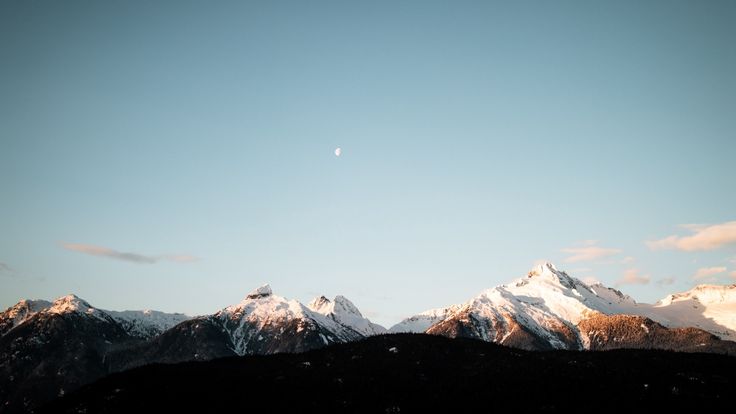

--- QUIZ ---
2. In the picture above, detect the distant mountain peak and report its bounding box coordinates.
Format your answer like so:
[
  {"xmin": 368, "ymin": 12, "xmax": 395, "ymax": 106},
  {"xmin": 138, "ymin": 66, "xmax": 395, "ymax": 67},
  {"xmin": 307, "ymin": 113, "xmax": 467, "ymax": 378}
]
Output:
[
  {"xmin": 246, "ymin": 284, "xmax": 273, "ymax": 300},
  {"xmin": 657, "ymin": 283, "xmax": 736, "ymax": 307},
  {"xmin": 307, "ymin": 294, "xmax": 386, "ymax": 336},
  {"xmin": 528, "ymin": 262, "xmax": 559, "ymax": 276},
  {"xmin": 308, "ymin": 295, "xmax": 363, "ymax": 317},
  {"xmin": 526, "ymin": 262, "xmax": 577, "ymax": 289},
  {"xmin": 308, "ymin": 295, "xmax": 331, "ymax": 312},
  {"xmin": 49, "ymin": 294, "xmax": 96, "ymax": 315}
]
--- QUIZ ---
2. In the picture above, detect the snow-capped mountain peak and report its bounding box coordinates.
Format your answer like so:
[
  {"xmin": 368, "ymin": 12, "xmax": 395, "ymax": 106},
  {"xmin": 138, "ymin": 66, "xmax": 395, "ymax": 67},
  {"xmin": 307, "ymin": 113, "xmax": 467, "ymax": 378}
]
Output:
[
  {"xmin": 211, "ymin": 285, "xmax": 369, "ymax": 355},
  {"xmin": 246, "ymin": 284, "xmax": 273, "ymax": 299},
  {"xmin": 106, "ymin": 309, "xmax": 190, "ymax": 338},
  {"xmin": 648, "ymin": 284, "xmax": 736, "ymax": 340},
  {"xmin": 306, "ymin": 294, "xmax": 387, "ymax": 337},
  {"xmin": 0, "ymin": 299, "xmax": 52, "ymax": 336},
  {"xmin": 5, "ymin": 299, "xmax": 52, "ymax": 319},
  {"xmin": 308, "ymin": 295, "xmax": 332, "ymax": 313},
  {"xmin": 1, "ymin": 294, "xmax": 191, "ymax": 340},
  {"xmin": 47, "ymin": 294, "xmax": 105, "ymax": 318},
  {"xmin": 525, "ymin": 262, "xmax": 578, "ymax": 290},
  {"xmin": 389, "ymin": 306, "xmax": 460, "ymax": 333},
  {"xmin": 308, "ymin": 295, "xmax": 363, "ymax": 318},
  {"xmin": 391, "ymin": 263, "xmax": 645, "ymax": 348},
  {"xmin": 656, "ymin": 284, "xmax": 736, "ymax": 307}
]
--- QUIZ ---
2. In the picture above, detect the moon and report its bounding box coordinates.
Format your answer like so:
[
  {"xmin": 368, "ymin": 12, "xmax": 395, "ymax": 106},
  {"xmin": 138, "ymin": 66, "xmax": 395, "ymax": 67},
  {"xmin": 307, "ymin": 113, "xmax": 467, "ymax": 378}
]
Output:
[{"xmin": 334, "ymin": 147, "xmax": 341, "ymax": 157}]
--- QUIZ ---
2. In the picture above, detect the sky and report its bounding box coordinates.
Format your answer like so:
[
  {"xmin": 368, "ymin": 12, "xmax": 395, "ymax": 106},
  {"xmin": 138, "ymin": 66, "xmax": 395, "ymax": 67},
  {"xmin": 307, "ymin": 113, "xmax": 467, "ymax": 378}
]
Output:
[{"xmin": 1, "ymin": 0, "xmax": 735, "ymax": 327}]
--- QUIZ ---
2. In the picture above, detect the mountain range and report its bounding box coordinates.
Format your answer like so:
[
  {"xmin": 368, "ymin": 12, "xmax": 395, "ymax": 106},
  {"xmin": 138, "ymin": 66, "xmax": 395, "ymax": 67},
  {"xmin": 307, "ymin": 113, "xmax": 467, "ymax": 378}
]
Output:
[{"xmin": 2, "ymin": 263, "xmax": 735, "ymax": 412}]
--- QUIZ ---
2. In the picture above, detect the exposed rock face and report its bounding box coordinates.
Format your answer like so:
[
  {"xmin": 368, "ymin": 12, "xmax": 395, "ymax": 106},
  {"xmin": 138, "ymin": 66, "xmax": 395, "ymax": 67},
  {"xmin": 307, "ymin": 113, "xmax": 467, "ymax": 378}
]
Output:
[{"xmin": 578, "ymin": 314, "xmax": 736, "ymax": 353}]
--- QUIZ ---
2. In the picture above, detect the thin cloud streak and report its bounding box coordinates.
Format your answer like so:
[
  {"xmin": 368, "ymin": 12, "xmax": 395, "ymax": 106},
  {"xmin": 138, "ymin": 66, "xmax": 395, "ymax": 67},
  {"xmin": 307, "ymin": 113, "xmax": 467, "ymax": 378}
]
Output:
[
  {"xmin": 616, "ymin": 268, "xmax": 651, "ymax": 286},
  {"xmin": 656, "ymin": 277, "xmax": 676, "ymax": 286},
  {"xmin": 693, "ymin": 266, "xmax": 727, "ymax": 280},
  {"xmin": 647, "ymin": 221, "xmax": 736, "ymax": 251},
  {"xmin": 581, "ymin": 276, "xmax": 601, "ymax": 286},
  {"xmin": 561, "ymin": 242, "xmax": 621, "ymax": 263},
  {"xmin": 61, "ymin": 243, "xmax": 198, "ymax": 264}
]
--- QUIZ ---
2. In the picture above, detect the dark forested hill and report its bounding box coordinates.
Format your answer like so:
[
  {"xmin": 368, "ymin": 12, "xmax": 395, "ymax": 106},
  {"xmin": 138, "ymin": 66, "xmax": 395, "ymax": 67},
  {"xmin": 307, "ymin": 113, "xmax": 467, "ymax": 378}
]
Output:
[{"xmin": 44, "ymin": 334, "xmax": 736, "ymax": 413}]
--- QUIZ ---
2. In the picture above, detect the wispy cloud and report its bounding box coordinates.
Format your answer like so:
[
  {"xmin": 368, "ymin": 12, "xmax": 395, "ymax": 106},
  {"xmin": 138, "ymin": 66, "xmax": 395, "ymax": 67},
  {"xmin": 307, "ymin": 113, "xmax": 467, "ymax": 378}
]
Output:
[
  {"xmin": 647, "ymin": 221, "xmax": 736, "ymax": 251},
  {"xmin": 656, "ymin": 277, "xmax": 676, "ymax": 286},
  {"xmin": 581, "ymin": 276, "xmax": 601, "ymax": 286},
  {"xmin": 0, "ymin": 262, "xmax": 45, "ymax": 282},
  {"xmin": 616, "ymin": 268, "xmax": 650, "ymax": 286},
  {"xmin": 621, "ymin": 256, "xmax": 635, "ymax": 264},
  {"xmin": 561, "ymin": 241, "xmax": 621, "ymax": 263},
  {"xmin": 569, "ymin": 267, "xmax": 593, "ymax": 273},
  {"xmin": 693, "ymin": 266, "xmax": 727, "ymax": 280},
  {"xmin": 730, "ymin": 271, "xmax": 736, "ymax": 279},
  {"xmin": 61, "ymin": 243, "xmax": 198, "ymax": 264}
]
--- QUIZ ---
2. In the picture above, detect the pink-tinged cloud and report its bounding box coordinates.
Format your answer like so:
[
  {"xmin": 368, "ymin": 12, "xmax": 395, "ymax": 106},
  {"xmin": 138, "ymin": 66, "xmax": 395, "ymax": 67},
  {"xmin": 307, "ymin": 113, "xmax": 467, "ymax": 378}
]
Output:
[
  {"xmin": 693, "ymin": 266, "xmax": 727, "ymax": 280},
  {"xmin": 61, "ymin": 243, "xmax": 198, "ymax": 264},
  {"xmin": 647, "ymin": 221, "xmax": 736, "ymax": 251},
  {"xmin": 616, "ymin": 269, "xmax": 650, "ymax": 286},
  {"xmin": 730, "ymin": 271, "xmax": 736, "ymax": 279},
  {"xmin": 561, "ymin": 242, "xmax": 621, "ymax": 263}
]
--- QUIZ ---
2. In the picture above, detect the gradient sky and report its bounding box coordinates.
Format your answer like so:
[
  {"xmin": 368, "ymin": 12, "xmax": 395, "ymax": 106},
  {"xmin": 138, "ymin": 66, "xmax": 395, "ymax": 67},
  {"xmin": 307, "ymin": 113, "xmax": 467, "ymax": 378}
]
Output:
[{"xmin": 1, "ymin": 0, "xmax": 735, "ymax": 327}]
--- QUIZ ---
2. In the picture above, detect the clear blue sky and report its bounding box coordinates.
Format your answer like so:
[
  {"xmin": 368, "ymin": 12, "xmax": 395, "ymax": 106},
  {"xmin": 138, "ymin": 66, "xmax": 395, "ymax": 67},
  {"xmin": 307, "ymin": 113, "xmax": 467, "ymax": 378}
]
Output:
[{"xmin": 1, "ymin": 0, "xmax": 734, "ymax": 327}]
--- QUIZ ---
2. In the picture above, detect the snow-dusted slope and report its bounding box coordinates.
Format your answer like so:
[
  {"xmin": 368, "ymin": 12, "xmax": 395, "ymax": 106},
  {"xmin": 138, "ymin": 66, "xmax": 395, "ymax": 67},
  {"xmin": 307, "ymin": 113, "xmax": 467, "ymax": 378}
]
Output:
[
  {"xmin": 107, "ymin": 310, "xmax": 190, "ymax": 339},
  {"xmin": 390, "ymin": 263, "xmax": 636, "ymax": 347},
  {"xmin": 308, "ymin": 295, "xmax": 387, "ymax": 336},
  {"xmin": 390, "ymin": 263, "xmax": 736, "ymax": 350},
  {"xmin": 0, "ymin": 294, "xmax": 190, "ymax": 339},
  {"xmin": 212, "ymin": 284, "xmax": 365, "ymax": 355},
  {"xmin": 646, "ymin": 284, "xmax": 736, "ymax": 340},
  {"xmin": 0, "ymin": 299, "xmax": 52, "ymax": 336},
  {"xmin": 45, "ymin": 294, "xmax": 118, "ymax": 321},
  {"xmin": 389, "ymin": 306, "xmax": 460, "ymax": 334}
]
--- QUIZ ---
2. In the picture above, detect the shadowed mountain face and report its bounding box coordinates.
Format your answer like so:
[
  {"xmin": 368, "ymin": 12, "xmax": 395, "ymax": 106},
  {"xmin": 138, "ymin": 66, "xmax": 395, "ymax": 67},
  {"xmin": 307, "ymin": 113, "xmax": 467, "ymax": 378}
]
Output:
[
  {"xmin": 43, "ymin": 334, "xmax": 736, "ymax": 413},
  {"xmin": 0, "ymin": 287, "xmax": 376, "ymax": 413},
  {"xmin": 0, "ymin": 311, "xmax": 142, "ymax": 413}
]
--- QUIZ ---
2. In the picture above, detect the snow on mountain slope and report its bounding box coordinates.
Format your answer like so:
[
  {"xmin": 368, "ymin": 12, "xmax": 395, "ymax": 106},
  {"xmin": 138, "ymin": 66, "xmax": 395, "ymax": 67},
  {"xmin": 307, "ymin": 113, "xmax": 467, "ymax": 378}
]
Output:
[
  {"xmin": 646, "ymin": 284, "xmax": 736, "ymax": 340},
  {"xmin": 389, "ymin": 306, "xmax": 460, "ymax": 333},
  {"xmin": 107, "ymin": 310, "xmax": 190, "ymax": 339},
  {"xmin": 389, "ymin": 263, "xmax": 636, "ymax": 344},
  {"xmin": 308, "ymin": 295, "xmax": 387, "ymax": 336},
  {"xmin": 0, "ymin": 295, "xmax": 189, "ymax": 339},
  {"xmin": 45, "ymin": 294, "xmax": 116, "ymax": 322},
  {"xmin": 390, "ymin": 263, "xmax": 735, "ymax": 350},
  {"xmin": 213, "ymin": 284, "xmax": 364, "ymax": 355},
  {"xmin": 0, "ymin": 299, "xmax": 51, "ymax": 336}
]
